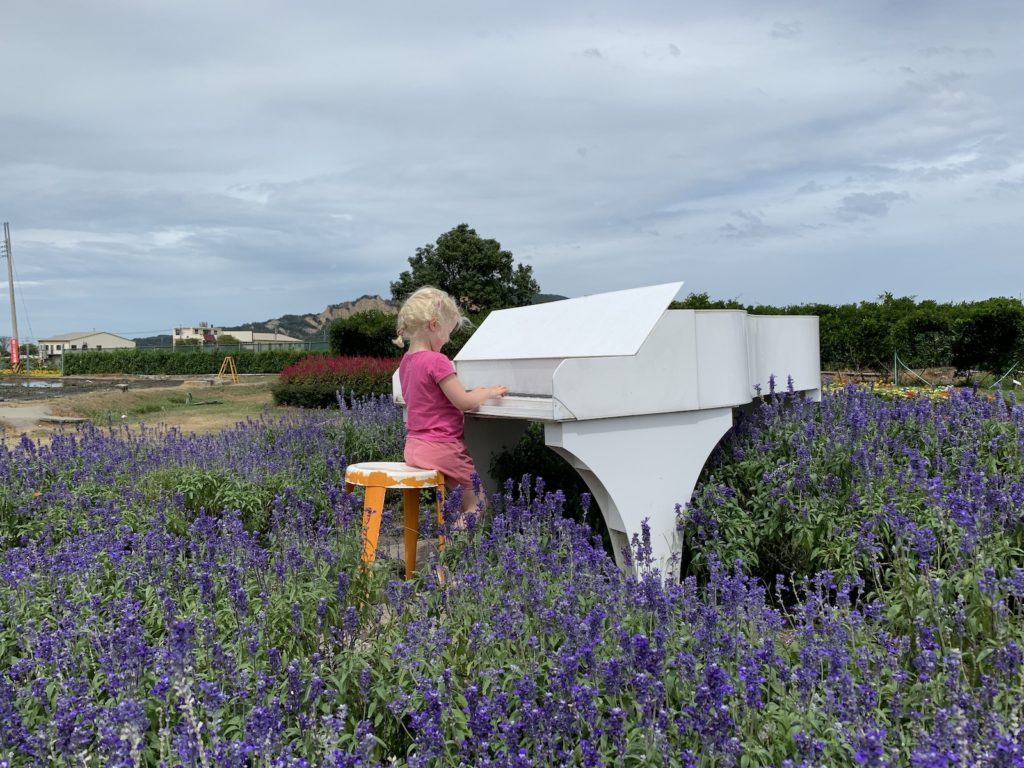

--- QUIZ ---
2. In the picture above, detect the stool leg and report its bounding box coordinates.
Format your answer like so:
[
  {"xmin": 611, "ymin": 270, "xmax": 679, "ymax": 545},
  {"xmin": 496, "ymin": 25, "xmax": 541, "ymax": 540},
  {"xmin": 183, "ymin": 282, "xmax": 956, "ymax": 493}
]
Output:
[
  {"xmin": 402, "ymin": 489, "xmax": 420, "ymax": 580},
  {"xmin": 436, "ymin": 482, "xmax": 446, "ymax": 553},
  {"xmin": 361, "ymin": 486, "xmax": 386, "ymax": 566}
]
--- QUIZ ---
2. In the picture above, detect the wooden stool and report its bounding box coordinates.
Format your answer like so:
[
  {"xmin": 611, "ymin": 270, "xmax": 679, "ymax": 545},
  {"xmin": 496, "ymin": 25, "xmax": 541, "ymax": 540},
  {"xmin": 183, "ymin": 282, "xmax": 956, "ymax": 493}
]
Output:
[{"xmin": 344, "ymin": 461, "xmax": 446, "ymax": 579}]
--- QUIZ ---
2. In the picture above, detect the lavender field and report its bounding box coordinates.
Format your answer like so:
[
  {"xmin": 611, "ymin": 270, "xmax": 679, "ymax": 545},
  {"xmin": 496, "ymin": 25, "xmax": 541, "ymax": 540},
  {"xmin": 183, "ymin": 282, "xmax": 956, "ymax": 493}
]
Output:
[{"xmin": 1, "ymin": 388, "xmax": 1022, "ymax": 766}]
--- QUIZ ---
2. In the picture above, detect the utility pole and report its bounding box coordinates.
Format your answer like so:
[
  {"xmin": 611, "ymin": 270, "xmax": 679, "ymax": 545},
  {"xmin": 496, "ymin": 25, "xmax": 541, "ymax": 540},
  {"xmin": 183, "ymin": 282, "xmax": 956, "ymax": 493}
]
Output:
[{"xmin": 2, "ymin": 223, "xmax": 21, "ymax": 372}]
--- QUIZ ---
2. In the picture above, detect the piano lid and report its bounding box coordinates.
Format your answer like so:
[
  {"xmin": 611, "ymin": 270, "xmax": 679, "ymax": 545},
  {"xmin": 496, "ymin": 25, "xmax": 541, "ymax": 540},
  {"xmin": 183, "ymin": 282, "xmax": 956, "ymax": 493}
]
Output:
[{"xmin": 455, "ymin": 281, "xmax": 684, "ymax": 361}]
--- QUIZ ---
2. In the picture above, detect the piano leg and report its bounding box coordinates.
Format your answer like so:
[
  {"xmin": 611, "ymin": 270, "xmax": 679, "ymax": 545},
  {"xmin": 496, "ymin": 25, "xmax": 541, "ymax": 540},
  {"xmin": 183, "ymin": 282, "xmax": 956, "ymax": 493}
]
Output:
[
  {"xmin": 544, "ymin": 408, "xmax": 735, "ymax": 581},
  {"xmin": 461, "ymin": 418, "xmax": 530, "ymax": 498}
]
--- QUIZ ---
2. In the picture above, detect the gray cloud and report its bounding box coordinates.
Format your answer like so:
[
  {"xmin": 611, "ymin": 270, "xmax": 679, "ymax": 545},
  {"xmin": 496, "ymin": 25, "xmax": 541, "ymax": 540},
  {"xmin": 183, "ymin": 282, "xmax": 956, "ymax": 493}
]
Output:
[
  {"xmin": 835, "ymin": 192, "xmax": 911, "ymax": 222},
  {"xmin": 796, "ymin": 181, "xmax": 825, "ymax": 195},
  {"xmin": 1, "ymin": 0, "xmax": 1022, "ymax": 339},
  {"xmin": 770, "ymin": 21, "xmax": 802, "ymax": 40},
  {"xmin": 720, "ymin": 210, "xmax": 785, "ymax": 240}
]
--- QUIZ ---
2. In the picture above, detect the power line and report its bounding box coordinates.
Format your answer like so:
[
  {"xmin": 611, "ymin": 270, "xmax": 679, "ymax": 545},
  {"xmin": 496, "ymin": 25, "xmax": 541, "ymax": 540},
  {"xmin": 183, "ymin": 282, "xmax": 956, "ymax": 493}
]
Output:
[{"xmin": 10, "ymin": 238, "xmax": 36, "ymax": 350}]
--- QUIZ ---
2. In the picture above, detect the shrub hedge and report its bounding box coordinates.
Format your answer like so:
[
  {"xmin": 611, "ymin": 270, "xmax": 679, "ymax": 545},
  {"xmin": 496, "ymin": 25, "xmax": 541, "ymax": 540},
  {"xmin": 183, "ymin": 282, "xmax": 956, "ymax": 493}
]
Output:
[
  {"xmin": 62, "ymin": 348, "xmax": 315, "ymax": 375},
  {"xmin": 676, "ymin": 292, "xmax": 1024, "ymax": 374},
  {"xmin": 328, "ymin": 310, "xmax": 402, "ymax": 358},
  {"xmin": 271, "ymin": 355, "xmax": 400, "ymax": 408}
]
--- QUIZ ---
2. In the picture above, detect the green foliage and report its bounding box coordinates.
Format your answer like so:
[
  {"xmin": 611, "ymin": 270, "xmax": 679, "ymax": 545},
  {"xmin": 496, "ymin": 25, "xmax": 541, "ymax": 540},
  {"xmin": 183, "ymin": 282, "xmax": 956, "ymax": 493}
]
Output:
[
  {"xmin": 336, "ymin": 399, "xmax": 406, "ymax": 463},
  {"xmin": 390, "ymin": 223, "xmax": 540, "ymax": 313},
  {"xmin": 670, "ymin": 291, "xmax": 746, "ymax": 310},
  {"xmin": 133, "ymin": 334, "xmax": 173, "ymax": 348},
  {"xmin": 776, "ymin": 294, "xmax": 918, "ymax": 371},
  {"xmin": 489, "ymin": 422, "xmax": 610, "ymax": 552},
  {"xmin": 328, "ymin": 310, "xmax": 401, "ymax": 358},
  {"xmin": 440, "ymin": 309, "xmax": 487, "ymax": 358},
  {"xmin": 950, "ymin": 297, "xmax": 1024, "ymax": 373},
  {"xmin": 325, "ymin": 305, "xmax": 480, "ymax": 360},
  {"xmin": 676, "ymin": 291, "xmax": 1024, "ymax": 374},
  {"xmin": 4, "ymin": 399, "xmax": 1024, "ymax": 763},
  {"xmin": 141, "ymin": 467, "xmax": 286, "ymax": 535},
  {"xmin": 271, "ymin": 356, "xmax": 399, "ymax": 408},
  {"xmin": 62, "ymin": 348, "xmax": 315, "ymax": 375},
  {"xmin": 270, "ymin": 379, "xmax": 344, "ymax": 409},
  {"xmin": 889, "ymin": 300, "xmax": 956, "ymax": 368},
  {"xmin": 682, "ymin": 387, "xmax": 1024, "ymax": 648}
]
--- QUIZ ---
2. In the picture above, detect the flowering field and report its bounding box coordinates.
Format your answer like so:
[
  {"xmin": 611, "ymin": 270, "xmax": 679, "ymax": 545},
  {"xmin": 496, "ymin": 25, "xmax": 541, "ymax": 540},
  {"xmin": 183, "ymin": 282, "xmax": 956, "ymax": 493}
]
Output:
[{"xmin": 1, "ymin": 388, "xmax": 1022, "ymax": 765}]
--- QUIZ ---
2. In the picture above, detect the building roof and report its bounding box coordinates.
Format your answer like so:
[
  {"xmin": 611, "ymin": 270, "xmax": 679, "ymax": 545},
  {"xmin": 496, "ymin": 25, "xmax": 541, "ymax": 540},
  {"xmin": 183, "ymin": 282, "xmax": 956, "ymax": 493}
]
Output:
[
  {"xmin": 251, "ymin": 331, "xmax": 302, "ymax": 343},
  {"xmin": 38, "ymin": 331, "xmax": 135, "ymax": 343},
  {"xmin": 222, "ymin": 330, "xmax": 304, "ymax": 343}
]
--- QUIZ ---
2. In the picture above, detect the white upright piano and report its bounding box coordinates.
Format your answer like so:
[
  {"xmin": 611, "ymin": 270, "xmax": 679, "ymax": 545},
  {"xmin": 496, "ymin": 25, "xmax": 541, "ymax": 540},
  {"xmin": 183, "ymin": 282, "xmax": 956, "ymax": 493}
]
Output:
[{"xmin": 394, "ymin": 282, "xmax": 820, "ymax": 578}]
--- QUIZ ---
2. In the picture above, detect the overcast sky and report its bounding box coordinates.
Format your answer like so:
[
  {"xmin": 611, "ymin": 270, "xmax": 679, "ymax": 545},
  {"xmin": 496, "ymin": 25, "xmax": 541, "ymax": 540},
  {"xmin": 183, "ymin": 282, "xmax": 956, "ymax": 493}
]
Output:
[{"xmin": 2, "ymin": 1, "xmax": 1022, "ymax": 341}]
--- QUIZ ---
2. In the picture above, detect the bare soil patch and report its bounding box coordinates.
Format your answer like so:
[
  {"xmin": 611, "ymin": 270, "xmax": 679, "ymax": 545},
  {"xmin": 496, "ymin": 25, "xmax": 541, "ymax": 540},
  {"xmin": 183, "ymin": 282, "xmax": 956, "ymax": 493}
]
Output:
[{"xmin": 0, "ymin": 373, "xmax": 189, "ymax": 401}]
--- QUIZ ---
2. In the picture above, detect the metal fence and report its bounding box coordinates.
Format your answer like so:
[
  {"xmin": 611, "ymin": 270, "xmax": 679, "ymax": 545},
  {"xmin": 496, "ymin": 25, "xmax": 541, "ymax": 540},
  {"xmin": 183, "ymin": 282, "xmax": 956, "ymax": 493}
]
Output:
[
  {"xmin": 62, "ymin": 341, "xmax": 330, "ymax": 355},
  {"xmin": 159, "ymin": 342, "xmax": 329, "ymax": 354}
]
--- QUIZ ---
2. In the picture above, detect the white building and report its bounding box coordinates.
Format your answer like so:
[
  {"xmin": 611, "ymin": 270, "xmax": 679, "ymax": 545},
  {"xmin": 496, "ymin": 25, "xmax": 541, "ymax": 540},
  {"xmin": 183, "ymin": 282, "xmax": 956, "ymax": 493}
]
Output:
[
  {"xmin": 172, "ymin": 323, "xmax": 304, "ymax": 348},
  {"xmin": 38, "ymin": 331, "xmax": 136, "ymax": 361},
  {"xmin": 172, "ymin": 322, "xmax": 221, "ymax": 346},
  {"xmin": 220, "ymin": 330, "xmax": 303, "ymax": 345}
]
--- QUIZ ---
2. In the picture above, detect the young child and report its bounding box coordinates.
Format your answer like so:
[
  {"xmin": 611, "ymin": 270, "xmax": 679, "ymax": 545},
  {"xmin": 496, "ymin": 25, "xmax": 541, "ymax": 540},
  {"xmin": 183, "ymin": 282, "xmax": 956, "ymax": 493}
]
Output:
[{"xmin": 393, "ymin": 286, "xmax": 507, "ymax": 523}]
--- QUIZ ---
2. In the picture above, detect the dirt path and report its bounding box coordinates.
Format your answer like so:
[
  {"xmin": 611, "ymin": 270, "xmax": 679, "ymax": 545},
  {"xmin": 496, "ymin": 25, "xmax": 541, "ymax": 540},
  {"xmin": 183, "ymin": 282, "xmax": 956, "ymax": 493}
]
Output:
[{"xmin": 0, "ymin": 403, "xmax": 58, "ymax": 432}]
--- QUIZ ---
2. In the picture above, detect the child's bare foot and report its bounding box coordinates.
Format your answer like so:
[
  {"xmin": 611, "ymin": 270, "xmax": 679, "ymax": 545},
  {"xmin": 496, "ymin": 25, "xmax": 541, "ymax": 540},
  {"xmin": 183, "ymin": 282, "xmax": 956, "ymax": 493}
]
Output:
[
  {"xmin": 434, "ymin": 563, "xmax": 449, "ymax": 586},
  {"xmin": 461, "ymin": 489, "xmax": 483, "ymax": 516},
  {"xmin": 449, "ymin": 512, "xmax": 473, "ymax": 532}
]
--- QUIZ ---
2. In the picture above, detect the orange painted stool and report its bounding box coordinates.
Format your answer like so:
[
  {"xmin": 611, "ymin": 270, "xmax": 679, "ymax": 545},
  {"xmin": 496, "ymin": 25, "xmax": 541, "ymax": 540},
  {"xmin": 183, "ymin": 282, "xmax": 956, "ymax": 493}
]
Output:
[{"xmin": 344, "ymin": 462, "xmax": 446, "ymax": 579}]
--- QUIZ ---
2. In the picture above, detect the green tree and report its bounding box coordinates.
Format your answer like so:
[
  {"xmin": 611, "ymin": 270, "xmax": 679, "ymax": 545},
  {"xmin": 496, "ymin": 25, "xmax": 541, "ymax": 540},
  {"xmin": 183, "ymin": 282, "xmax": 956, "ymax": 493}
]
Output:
[
  {"xmin": 855, "ymin": 294, "xmax": 910, "ymax": 370},
  {"xmin": 816, "ymin": 294, "xmax": 916, "ymax": 372},
  {"xmin": 670, "ymin": 292, "xmax": 746, "ymax": 310},
  {"xmin": 890, "ymin": 301, "xmax": 956, "ymax": 369},
  {"xmin": 390, "ymin": 224, "xmax": 540, "ymax": 313},
  {"xmin": 328, "ymin": 310, "xmax": 401, "ymax": 358},
  {"xmin": 951, "ymin": 298, "xmax": 1024, "ymax": 374}
]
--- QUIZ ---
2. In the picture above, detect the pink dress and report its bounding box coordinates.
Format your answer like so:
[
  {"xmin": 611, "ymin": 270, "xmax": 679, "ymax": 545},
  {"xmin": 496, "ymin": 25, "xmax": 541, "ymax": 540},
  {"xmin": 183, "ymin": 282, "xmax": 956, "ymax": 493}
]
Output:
[{"xmin": 399, "ymin": 350, "xmax": 478, "ymax": 490}]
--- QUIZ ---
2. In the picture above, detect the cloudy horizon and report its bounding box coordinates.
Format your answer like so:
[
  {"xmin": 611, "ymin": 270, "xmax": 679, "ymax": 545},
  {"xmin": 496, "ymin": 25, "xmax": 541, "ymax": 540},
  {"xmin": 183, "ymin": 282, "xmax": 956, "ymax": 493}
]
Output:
[{"xmin": 2, "ymin": 0, "xmax": 1022, "ymax": 341}]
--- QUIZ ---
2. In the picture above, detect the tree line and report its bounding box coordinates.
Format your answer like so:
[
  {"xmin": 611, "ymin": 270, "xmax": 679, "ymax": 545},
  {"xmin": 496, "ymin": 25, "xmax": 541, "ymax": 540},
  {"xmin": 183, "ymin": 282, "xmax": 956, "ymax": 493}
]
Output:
[
  {"xmin": 674, "ymin": 292, "xmax": 1023, "ymax": 375},
  {"xmin": 325, "ymin": 223, "xmax": 1022, "ymax": 377}
]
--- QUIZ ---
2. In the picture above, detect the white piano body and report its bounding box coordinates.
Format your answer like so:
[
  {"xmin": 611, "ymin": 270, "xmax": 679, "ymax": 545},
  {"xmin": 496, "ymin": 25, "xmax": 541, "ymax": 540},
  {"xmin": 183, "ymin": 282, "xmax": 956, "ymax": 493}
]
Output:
[{"xmin": 393, "ymin": 282, "xmax": 820, "ymax": 578}]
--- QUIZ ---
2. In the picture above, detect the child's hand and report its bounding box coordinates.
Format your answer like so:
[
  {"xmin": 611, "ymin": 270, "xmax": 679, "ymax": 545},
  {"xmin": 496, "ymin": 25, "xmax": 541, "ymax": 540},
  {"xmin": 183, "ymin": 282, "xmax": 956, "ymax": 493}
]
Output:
[{"xmin": 488, "ymin": 385, "xmax": 508, "ymax": 399}]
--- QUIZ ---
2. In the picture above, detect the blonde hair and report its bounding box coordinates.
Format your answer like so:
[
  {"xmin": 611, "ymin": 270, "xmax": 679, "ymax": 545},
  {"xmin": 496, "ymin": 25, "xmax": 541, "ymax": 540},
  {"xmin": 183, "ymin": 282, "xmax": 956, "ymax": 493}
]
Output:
[{"xmin": 392, "ymin": 286, "xmax": 470, "ymax": 348}]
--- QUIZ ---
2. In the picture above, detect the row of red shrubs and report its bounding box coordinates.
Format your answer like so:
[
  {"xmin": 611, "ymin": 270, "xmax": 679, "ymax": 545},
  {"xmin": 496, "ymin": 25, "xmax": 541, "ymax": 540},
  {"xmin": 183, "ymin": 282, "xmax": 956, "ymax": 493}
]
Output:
[{"xmin": 271, "ymin": 355, "xmax": 400, "ymax": 408}]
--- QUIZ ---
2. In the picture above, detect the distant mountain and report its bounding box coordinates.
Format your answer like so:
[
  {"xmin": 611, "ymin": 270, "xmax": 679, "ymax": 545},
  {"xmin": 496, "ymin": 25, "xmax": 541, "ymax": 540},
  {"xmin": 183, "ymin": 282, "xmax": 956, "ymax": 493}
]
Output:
[
  {"xmin": 131, "ymin": 295, "xmax": 396, "ymax": 346},
  {"xmin": 132, "ymin": 293, "xmax": 564, "ymax": 346},
  {"xmin": 531, "ymin": 293, "xmax": 567, "ymax": 304},
  {"xmin": 135, "ymin": 334, "xmax": 173, "ymax": 349},
  {"xmin": 230, "ymin": 295, "xmax": 397, "ymax": 341}
]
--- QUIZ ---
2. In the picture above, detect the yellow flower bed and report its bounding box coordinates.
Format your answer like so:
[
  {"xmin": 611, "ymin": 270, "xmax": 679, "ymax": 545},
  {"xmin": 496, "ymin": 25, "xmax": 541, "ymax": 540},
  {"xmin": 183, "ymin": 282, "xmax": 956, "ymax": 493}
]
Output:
[{"xmin": 0, "ymin": 368, "xmax": 61, "ymax": 376}]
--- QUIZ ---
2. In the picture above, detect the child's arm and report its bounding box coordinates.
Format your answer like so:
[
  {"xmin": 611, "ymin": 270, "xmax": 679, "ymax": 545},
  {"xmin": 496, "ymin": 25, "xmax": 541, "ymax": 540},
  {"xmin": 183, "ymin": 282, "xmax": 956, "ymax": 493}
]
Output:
[{"xmin": 439, "ymin": 375, "xmax": 508, "ymax": 412}]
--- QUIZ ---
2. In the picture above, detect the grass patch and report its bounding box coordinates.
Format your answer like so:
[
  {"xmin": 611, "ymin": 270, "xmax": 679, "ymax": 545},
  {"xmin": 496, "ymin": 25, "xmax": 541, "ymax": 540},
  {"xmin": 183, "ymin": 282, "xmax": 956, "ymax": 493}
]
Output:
[{"xmin": 51, "ymin": 377, "xmax": 282, "ymax": 431}]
